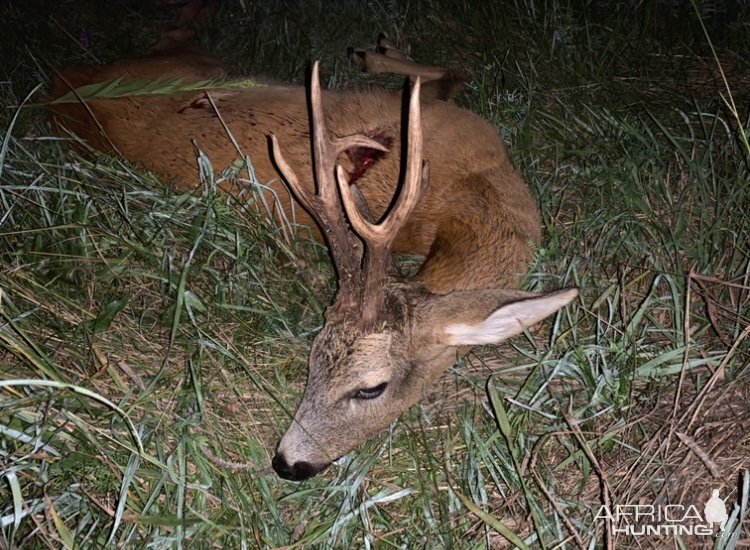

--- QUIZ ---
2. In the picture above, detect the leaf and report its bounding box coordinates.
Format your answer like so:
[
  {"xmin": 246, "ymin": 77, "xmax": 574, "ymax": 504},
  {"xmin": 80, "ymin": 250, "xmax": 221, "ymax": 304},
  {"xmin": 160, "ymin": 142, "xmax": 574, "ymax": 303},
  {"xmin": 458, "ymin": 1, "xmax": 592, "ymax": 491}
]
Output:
[
  {"xmin": 42, "ymin": 77, "xmax": 266, "ymax": 105},
  {"xmin": 453, "ymin": 488, "xmax": 529, "ymax": 550},
  {"xmin": 183, "ymin": 290, "xmax": 206, "ymax": 314},
  {"xmin": 47, "ymin": 497, "xmax": 76, "ymax": 549},
  {"xmin": 91, "ymin": 297, "xmax": 129, "ymax": 334}
]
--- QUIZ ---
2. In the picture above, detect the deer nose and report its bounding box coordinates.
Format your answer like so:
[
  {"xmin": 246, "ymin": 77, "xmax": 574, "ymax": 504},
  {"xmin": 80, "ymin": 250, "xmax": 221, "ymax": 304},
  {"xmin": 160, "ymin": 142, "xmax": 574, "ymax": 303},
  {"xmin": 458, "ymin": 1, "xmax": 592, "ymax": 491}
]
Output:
[{"xmin": 272, "ymin": 452, "xmax": 328, "ymax": 481}]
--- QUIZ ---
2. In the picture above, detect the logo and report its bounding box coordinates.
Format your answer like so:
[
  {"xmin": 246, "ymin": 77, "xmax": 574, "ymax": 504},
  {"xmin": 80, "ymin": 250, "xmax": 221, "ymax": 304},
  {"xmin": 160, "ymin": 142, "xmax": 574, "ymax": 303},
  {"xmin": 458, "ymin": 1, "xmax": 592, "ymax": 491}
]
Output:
[
  {"xmin": 704, "ymin": 489, "xmax": 729, "ymax": 532},
  {"xmin": 595, "ymin": 490, "xmax": 729, "ymax": 537}
]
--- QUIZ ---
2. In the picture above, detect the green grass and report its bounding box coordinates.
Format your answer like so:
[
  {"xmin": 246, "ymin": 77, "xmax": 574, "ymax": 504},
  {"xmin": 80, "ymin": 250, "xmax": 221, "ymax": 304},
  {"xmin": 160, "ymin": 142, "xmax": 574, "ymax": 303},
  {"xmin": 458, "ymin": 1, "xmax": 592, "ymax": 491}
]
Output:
[{"xmin": 2, "ymin": 0, "xmax": 749, "ymax": 547}]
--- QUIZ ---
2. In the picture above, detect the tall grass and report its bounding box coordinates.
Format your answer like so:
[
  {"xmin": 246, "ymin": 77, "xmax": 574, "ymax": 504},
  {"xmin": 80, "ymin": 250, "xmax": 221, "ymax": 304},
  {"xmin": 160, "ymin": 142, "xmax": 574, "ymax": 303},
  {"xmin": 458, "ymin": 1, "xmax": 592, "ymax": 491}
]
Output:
[{"xmin": 2, "ymin": 0, "xmax": 749, "ymax": 547}]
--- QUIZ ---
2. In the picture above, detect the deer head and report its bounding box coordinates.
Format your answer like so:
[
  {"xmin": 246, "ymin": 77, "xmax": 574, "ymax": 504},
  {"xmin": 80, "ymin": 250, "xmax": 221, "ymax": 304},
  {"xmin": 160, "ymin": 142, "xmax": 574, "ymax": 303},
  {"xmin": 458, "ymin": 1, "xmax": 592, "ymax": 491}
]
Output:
[{"xmin": 270, "ymin": 63, "xmax": 577, "ymax": 481}]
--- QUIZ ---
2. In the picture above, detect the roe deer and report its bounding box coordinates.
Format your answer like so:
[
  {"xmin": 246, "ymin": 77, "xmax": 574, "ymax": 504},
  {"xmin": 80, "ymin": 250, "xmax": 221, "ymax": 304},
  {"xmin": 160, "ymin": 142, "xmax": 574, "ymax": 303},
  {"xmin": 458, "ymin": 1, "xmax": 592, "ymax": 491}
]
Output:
[{"xmin": 47, "ymin": 47, "xmax": 578, "ymax": 481}]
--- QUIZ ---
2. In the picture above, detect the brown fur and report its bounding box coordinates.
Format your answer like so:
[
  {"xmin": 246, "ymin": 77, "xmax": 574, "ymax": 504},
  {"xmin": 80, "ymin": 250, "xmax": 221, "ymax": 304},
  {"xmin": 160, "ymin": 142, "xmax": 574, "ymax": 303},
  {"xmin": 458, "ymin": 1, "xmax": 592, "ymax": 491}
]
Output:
[
  {"xmin": 46, "ymin": 49, "xmax": 540, "ymax": 294},
  {"xmin": 46, "ymin": 49, "xmax": 575, "ymax": 481}
]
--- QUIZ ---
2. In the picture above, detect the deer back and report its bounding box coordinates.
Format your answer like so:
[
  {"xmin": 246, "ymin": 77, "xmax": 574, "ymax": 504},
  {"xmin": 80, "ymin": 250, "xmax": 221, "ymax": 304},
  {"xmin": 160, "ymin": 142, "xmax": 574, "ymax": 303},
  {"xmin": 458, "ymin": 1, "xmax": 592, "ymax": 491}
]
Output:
[{"xmin": 47, "ymin": 50, "xmax": 540, "ymax": 293}]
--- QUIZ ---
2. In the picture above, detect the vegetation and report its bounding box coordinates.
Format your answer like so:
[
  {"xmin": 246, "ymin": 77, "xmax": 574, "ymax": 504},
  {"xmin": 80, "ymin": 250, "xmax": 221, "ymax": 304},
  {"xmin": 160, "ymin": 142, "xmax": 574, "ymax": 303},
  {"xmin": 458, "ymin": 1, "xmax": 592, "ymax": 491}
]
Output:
[{"xmin": 1, "ymin": 0, "xmax": 748, "ymax": 547}]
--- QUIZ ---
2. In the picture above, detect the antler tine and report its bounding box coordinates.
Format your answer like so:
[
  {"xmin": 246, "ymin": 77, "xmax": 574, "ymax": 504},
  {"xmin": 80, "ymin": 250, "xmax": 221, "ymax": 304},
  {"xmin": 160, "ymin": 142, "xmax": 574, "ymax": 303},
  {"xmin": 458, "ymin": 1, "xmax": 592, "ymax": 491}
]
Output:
[
  {"xmin": 337, "ymin": 78, "xmax": 429, "ymax": 246},
  {"xmin": 307, "ymin": 63, "xmax": 387, "ymax": 223},
  {"xmin": 337, "ymin": 78, "xmax": 430, "ymax": 328},
  {"xmin": 270, "ymin": 134, "xmax": 318, "ymax": 216},
  {"xmin": 272, "ymin": 62, "xmax": 388, "ymax": 220},
  {"xmin": 271, "ymin": 62, "xmax": 393, "ymax": 321},
  {"xmin": 272, "ymin": 63, "xmax": 428, "ymax": 327}
]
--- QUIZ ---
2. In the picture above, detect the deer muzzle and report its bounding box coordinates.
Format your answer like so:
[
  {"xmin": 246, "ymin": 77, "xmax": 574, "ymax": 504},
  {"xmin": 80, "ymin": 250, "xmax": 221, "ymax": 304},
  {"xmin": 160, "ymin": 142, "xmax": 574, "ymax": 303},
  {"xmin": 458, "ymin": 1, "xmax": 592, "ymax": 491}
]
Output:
[{"xmin": 271, "ymin": 452, "xmax": 330, "ymax": 481}]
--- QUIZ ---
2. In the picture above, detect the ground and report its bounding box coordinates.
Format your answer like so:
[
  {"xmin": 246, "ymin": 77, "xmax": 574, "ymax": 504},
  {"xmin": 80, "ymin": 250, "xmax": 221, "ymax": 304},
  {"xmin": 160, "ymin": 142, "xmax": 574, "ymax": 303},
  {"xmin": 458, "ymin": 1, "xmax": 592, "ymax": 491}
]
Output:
[{"xmin": 1, "ymin": 0, "xmax": 749, "ymax": 547}]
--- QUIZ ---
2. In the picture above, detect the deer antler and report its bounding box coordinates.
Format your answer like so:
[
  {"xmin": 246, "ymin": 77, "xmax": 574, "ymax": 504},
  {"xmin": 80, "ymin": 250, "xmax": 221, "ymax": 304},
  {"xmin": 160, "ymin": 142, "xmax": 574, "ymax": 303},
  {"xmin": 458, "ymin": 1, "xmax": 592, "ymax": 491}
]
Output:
[
  {"xmin": 336, "ymin": 80, "xmax": 429, "ymax": 327},
  {"xmin": 271, "ymin": 62, "xmax": 428, "ymax": 327}
]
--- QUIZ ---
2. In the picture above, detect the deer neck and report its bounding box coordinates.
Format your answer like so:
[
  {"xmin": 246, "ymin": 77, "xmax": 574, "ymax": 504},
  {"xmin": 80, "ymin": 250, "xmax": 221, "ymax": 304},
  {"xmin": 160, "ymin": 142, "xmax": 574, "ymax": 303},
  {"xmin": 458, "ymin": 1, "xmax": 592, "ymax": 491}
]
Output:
[{"xmin": 412, "ymin": 173, "xmax": 541, "ymax": 295}]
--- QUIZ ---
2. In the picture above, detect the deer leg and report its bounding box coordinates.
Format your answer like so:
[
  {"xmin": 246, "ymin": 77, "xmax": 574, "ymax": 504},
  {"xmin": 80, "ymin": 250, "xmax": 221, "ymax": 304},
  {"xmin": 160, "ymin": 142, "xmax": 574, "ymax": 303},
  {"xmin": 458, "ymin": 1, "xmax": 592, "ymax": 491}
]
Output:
[{"xmin": 350, "ymin": 34, "xmax": 468, "ymax": 101}]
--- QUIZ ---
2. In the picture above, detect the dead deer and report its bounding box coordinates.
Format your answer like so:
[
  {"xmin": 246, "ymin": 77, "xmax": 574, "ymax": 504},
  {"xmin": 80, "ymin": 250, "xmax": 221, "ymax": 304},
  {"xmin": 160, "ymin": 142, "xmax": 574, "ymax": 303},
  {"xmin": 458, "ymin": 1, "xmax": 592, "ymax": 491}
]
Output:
[{"xmin": 46, "ymin": 46, "xmax": 578, "ymax": 481}]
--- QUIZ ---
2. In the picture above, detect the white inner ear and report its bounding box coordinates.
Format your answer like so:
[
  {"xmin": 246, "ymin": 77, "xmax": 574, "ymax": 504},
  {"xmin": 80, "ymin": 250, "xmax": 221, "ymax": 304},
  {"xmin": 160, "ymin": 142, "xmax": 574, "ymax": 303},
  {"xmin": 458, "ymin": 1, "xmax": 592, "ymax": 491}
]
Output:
[{"xmin": 444, "ymin": 288, "xmax": 578, "ymax": 346}]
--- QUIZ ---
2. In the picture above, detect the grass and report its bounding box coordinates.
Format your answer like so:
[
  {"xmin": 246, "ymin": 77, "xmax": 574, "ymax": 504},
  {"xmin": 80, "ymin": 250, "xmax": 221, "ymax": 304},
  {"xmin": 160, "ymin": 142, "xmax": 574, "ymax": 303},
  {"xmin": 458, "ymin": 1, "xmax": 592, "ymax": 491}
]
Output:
[{"xmin": 2, "ymin": 0, "xmax": 749, "ymax": 547}]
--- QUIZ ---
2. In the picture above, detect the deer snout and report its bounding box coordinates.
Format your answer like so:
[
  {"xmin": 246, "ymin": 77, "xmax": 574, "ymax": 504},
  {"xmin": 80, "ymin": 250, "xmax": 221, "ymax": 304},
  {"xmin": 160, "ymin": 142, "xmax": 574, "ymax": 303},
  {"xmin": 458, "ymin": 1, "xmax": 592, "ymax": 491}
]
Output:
[{"xmin": 272, "ymin": 452, "xmax": 329, "ymax": 481}]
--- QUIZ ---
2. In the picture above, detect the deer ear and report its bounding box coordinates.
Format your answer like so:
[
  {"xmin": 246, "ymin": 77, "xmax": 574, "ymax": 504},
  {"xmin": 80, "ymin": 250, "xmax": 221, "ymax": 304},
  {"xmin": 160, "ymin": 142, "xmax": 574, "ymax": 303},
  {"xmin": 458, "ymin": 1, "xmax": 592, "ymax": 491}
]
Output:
[{"xmin": 442, "ymin": 288, "xmax": 578, "ymax": 346}]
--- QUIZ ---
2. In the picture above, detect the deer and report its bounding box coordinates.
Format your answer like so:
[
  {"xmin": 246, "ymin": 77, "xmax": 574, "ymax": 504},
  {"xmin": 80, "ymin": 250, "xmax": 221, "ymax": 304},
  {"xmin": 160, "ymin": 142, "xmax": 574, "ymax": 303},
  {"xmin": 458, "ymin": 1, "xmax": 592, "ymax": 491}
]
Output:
[{"xmin": 46, "ymin": 43, "xmax": 578, "ymax": 481}]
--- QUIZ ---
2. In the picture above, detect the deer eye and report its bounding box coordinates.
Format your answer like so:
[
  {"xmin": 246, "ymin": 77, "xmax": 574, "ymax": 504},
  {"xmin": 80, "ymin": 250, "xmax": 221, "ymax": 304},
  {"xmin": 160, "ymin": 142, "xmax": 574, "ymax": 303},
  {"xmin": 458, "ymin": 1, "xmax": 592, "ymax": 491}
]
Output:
[{"xmin": 353, "ymin": 382, "xmax": 387, "ymax": 400}]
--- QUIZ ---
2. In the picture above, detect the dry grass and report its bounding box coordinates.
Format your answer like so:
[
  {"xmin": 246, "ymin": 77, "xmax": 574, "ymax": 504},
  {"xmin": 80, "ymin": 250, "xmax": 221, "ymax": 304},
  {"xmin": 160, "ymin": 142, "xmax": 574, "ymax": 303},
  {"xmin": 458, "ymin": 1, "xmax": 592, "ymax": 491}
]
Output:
[{"xmin": 2, "ymin": 0, "xmax": 750, "ymax": 547}]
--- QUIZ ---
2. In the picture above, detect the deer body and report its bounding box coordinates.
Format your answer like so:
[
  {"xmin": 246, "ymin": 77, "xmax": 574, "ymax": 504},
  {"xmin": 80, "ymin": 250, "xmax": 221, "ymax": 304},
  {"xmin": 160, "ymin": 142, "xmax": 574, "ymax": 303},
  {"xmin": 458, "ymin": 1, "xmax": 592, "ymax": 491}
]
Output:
[
  {"xmin": 48, "ymin": 50, "xmax": 576, "ymax": 481},
  {"xmin": 49, "ymin": 52, "xmax": 538, "ymax": 293}
]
